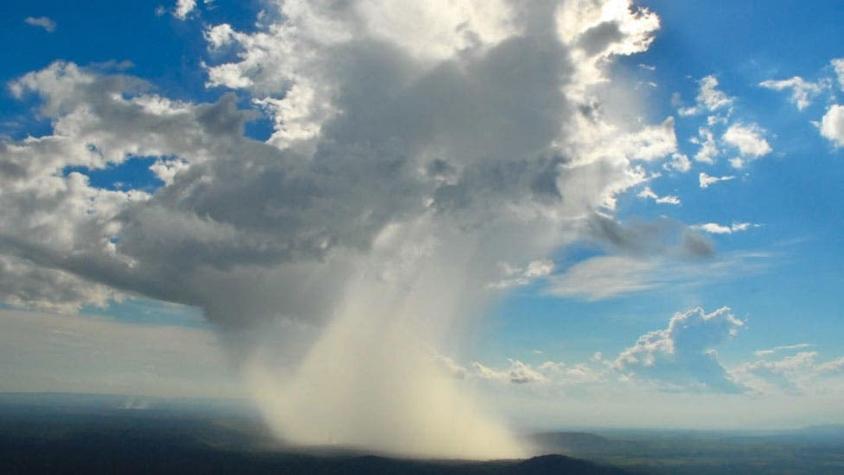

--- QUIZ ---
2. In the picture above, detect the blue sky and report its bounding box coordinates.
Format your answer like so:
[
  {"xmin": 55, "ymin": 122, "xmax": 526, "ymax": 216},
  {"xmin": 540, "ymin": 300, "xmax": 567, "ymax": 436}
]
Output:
[
  {"xmin": 1, "ymin": 0, "xmax": 843, "ymax": 433},
  {"xmin": 481, "ymin": 0, "xmax": 844, "ymax": 369}
]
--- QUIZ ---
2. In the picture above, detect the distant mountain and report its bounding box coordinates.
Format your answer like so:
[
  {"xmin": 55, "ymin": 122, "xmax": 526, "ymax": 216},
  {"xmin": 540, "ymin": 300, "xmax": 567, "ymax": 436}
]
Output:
[
  {"xmin": 0, "ymin": 393, "xmax": 634, "ymax": 475},
  {"xmin": 529, "ymin": 431, "xmax": 625, "ymax": 454}
]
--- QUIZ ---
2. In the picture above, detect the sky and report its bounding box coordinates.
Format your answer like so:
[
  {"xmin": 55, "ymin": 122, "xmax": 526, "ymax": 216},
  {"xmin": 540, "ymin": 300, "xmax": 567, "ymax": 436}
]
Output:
[{"xmin": 1, "ymin": 0, "xmax": 843, "ymax": 452}]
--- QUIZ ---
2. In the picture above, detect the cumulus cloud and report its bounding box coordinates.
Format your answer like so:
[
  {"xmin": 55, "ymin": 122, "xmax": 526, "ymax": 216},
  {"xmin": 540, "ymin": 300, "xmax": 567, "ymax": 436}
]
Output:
[
  {"xmin": 679, "ymin": 75, "xmax": 734, "ymax": 117},
  {"xmin": 173, "ymin": 0, "xmax": 197, "ymax": 19},
  {"xmin": 614, "ymin": 307, "xmax": 745, "ymax": 393},
  {"xmin": 664, "ymin": 153, "xmax": 691, "ymax": 173},
  {"xmin": 820, "ymin": 104, "xmax": 844, "ymax": 147},
  {"xmin": 691, "ymin": 127, "xmax": 719, "ymax": 164},
  {"xmin": 733, "ymin": 351, "xmax": 818, "ymax": 394},
  {"xmin": 461, "ymin": 314, "xmax": 841, "ymax": 400},
  {"xmin": 467, "ymin": 358, "xmax": 608, "ymax": 387},
  {"xmin": 473, "ymin": 360, "xmax": 548, "ymax": 384},
  {"xmin": 723, "ymin": 123, "xmax": 772, "ymax": 168},
  {"xmin": 733, "ymin": 343, "xmax": 844, "ymax": 395},
  {"xmin": 760, "ymin": 77, "xmax": 825, "ymax": 110},
  {"xmin": 699, "ymin": 172, "xmax": 735, "ymax": 189},
  {"xmin": 24, "ymin": 16, "xmax": 56, "ymax": 32}
]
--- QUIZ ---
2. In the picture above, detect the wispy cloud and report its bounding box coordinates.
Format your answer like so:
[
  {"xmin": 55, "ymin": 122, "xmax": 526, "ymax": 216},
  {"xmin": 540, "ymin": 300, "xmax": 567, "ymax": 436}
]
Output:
[
  {"xmin": 24, "ymin": 16, "xmax": 56, "ymax": 33},
  {"xmin": 699, "ymin": 172, "xmax": 735, "ymax": 189},
  {"xmin": 546, "ymin": 250, "xmax": 770, "ymax": 301},
  {"xmin": 754, "ymin": 343, "xmax": 814, "ymax": 358},
  {"xmin": 637, "ymin": 186, "xmax": 681, "ymax": 205},
  {"xmin": 760, "ymin": 77, "xmax": 826, "ymax": 110}
]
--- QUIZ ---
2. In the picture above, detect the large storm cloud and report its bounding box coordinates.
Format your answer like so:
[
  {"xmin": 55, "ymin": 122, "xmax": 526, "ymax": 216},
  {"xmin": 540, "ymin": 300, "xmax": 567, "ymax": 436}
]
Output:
[{"xmin": 0, "ymin": 0, "xmax": 680, "ymax": 458}]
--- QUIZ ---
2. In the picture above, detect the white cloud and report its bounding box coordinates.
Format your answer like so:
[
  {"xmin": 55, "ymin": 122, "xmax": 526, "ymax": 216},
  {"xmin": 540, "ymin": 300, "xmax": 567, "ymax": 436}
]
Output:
[
  {"xmin": 732, "ymin": 343, "xmax": 844, "ymax": 395},
  {"xmin": 754, "ymin": 343, "xmax": 814, "ymax": 358},
  {"xmin": 173, "ymin": 0, "xmax": 197, "ymax": 19},
  {"xmin": 694, "ymin": 222, "xmax": 756, "ymax": 235},
  {"xmin": 472, "ymin": 360, "xmax": 548, "ymax": 384},
  {"xmin": 637, "ymin": 186, "xmax": 680, "ymax": 205},
  {"xmin": 691, "ymin": 127, "xmax": 719, "ymax": 164},
  {"xmin": 467, "ymin": 358, "xmax": 607, "ymax": 386},
  {"xmin": 622, "ymin": 117, "xmax": 678, "ymax": 162},
  {"xmin": 204, "ymin": 23, "xmax": 237, "ymax": 49},
  {"xmin": 723, "ymin": 122, "xmax": 772, "ymax": 168},
  {"xmin": 699, "ymin": 172, "xmax": 735, "ymax": 189},
  {"xmin": 679, "ymin": 75, "xmax": 734, "ymax": 116},
  {"xmin": 817, "ymin": 356, "xmax": 844, "ymax": 375},
  {"xmin": 490, "ymin": 259, "xmax": 554, "ymax": 289},
  {"xmin": 759, "ymin": 77, "xmax": 825, "ymax": 110},
  {"xmin": 697, "ymin": 76, "xmax": 734, "ymax": 112},
  {"xmin": 547, "ymin": 255, "xmax": 659, "ymax": 300},
  {"xmin": 819, "ymin": 104, "xmax": 844, "ymax": 147},
  {"xmin": 24, "ymin": 16, "xmax": 56, "ymax": 32},
  {"xmin": 832, "ymin": 58, "xmax": 844, "ymax": 90},
  {"xmin": 614, "ymin": 307, "xmax": 746, "ymax": 393},
  {"xmin": 734, "ymin": 352, "xmax": 817, "ymax": 394},
  {"xmin": 664, "ymin": 153, "xmax": 691, "ymax": 173}
]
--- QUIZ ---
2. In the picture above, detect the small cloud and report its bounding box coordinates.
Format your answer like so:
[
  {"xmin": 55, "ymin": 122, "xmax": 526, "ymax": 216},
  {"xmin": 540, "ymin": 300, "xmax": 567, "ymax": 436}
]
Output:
[
  {"xmin": 637, "ymin": 186, "xmax": 681, "ymax": 205},
  {"xmin": 472, "ymin": 360, "xmax": 547, "ymax": 385},
  {"xmin": 819, "ymin": 104, "xmax": 844, "ymax": 147},
  {"xmin": 723, "ymin": 123, "xmax": 772, "ymax": 168},
  {"xmin": 489, "ymin": 259, "xmax": 554, "ymax": 289},
  {"xmin": 693, "ymin": 222, "xmax": 758, "ymax": 235},
  {"xmin": 754, "ymin": 343, "xmax": 814, "ymax": 358},
  {"xmin": 699, "ymin": 172, "xmax": 735, "ymax": 189},
  {"xmin": 663, "ymin": 153, "xmax": 691, "ymax": 173},
  {"xmin": 173, "ymin": 0, "xmax": 197, "ymax": 20},
  {"xmin": 690, "ymin": 128, "xmax": 719, "ymax": 164},
  {"xmin": 831, "ymin": 58, "xmax": 844, "ymax": 91},
  {"xmin": 24, "ymin": 16, "xmax": 56, "ymax": 33},
  {"xmin": 679, "ymin": 75, "xmax": 734, "ymax": 117}
]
